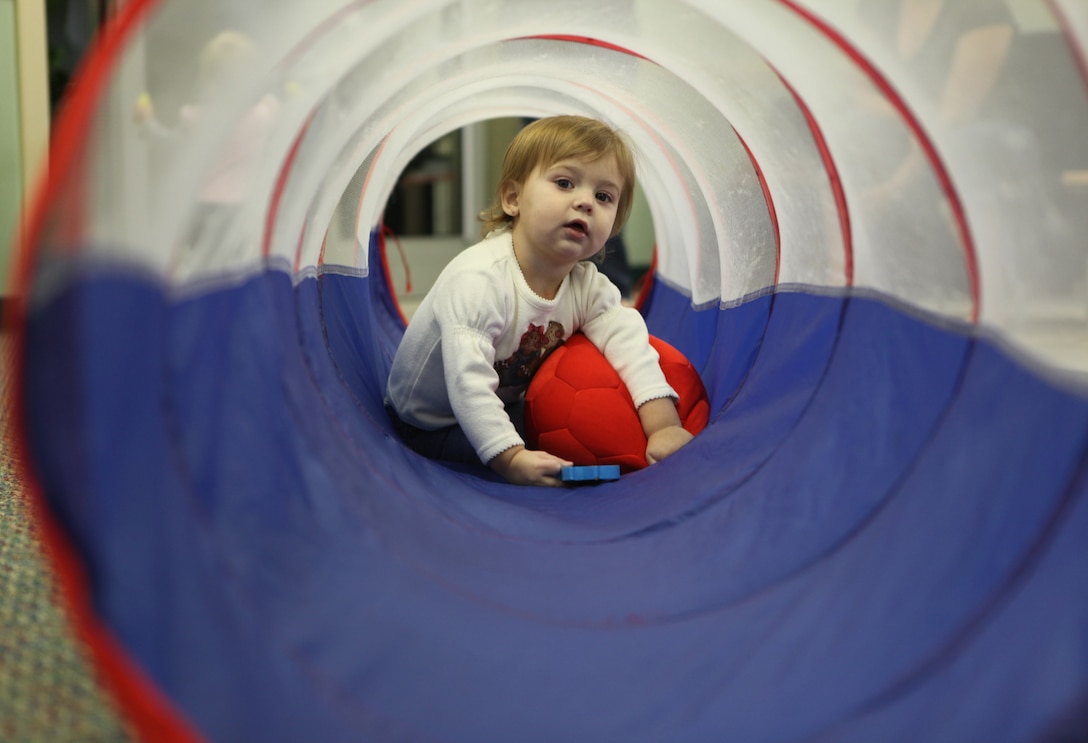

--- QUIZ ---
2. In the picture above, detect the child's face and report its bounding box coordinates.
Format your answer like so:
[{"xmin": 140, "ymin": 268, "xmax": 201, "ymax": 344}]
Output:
[{"xmin": 502, "ymin": 155, "xmax": 623, "ymax": 272}]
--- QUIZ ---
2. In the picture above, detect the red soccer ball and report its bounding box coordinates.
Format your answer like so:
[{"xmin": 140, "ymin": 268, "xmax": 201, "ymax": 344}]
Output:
[{"xmin": 524, "ymin": 332, "xmax": 709, "ymax": 472}]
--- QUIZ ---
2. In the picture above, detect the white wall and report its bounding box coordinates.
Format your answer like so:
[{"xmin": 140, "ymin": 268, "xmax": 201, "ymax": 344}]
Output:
[{"xmin": 0, "ymin": 0, "xmax": 49, "ymax": 297}]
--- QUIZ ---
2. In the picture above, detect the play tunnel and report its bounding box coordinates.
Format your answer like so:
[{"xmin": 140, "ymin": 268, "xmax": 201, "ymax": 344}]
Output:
[{"xmin": 11, "ymin": 0, "xmax": 1088, "ymax": 740}]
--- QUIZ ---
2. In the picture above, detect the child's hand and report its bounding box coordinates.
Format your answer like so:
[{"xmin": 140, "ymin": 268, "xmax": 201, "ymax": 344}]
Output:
[
  {"xmin": 638, "ymin": 397, "xmax": 694, "ymax": 465},
  {"xmin": 489, "ymin": 446, "xmax": 572, "ymax": 487},
  {"xmin": 645, "ymin": 425, "xmax": 693, "ymax": 465}
]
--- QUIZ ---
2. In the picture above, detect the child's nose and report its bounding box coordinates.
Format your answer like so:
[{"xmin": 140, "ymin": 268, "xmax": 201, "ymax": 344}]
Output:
[{"xmin": 574, "ymin": 189, "xmax": 593, "ymax": 211}]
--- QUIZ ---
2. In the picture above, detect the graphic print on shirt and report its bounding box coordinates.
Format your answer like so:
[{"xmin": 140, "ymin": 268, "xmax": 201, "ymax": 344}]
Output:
[{"xmin": 494, "ymin": 321, "xmax": 565, "ymax": 388}]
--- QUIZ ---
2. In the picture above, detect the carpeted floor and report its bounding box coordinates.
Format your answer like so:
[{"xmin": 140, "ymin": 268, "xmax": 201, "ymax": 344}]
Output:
[{"xmin": 0, "ymin": 336, "xmax": 133, "ymax": 742}]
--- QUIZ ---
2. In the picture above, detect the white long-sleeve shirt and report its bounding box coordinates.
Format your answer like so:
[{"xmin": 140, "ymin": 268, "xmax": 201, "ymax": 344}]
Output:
[{"xmin": 385, "ymin": 230, "xmax": 677, "ymax": 464}]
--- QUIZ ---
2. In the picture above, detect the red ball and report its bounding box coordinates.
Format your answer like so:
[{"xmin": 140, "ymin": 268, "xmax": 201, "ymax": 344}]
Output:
[{"xmin": 524, "ymin": 332, "xmax": 709, "ymax": 472}]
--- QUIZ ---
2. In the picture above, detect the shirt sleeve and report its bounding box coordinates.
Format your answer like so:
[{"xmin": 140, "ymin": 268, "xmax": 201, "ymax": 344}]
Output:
[
  {"xmin": 577, "ymin": 265, "xmax": 678, "ymax": 408},
  {"xmin": 434, "ymin": 270, "xmax": 525, "ymax": 464}
]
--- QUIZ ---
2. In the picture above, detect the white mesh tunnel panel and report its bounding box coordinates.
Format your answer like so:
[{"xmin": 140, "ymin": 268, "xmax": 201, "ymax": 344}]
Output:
[{"xmin": 27, "ymin": 0, "xmax": 1088, "ymax": 371}]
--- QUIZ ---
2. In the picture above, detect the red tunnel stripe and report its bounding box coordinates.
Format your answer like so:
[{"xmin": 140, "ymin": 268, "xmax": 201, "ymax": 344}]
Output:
[{"xmin": 778, "ymin": 0, "xmax": 981, "ymax": 322}]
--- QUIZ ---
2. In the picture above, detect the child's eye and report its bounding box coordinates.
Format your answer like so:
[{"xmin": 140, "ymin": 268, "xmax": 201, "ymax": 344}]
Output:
[
  {"xmin": 556, "ymin": 177, "xmax": 573, "ymax": 189},
  {"xmin": 596, "ymin": 191, "xmax": 614, "ymax": 204}
]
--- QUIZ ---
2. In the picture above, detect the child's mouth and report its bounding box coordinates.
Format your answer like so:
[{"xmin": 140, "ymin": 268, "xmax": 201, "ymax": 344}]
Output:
[{"xmin": 564, "ymin": 221, "xmax": 588, "ymax": 238}]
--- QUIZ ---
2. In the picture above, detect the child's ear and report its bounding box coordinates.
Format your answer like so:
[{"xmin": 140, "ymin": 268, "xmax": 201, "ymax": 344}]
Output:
[{"xmin": 500, "ymin": 180, "xmax": 520, "ymax": 218}]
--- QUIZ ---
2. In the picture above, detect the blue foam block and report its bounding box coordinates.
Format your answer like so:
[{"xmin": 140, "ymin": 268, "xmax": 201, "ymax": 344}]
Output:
[{"xmin": 561, "ymin": 465, "xmax": 621, "ymax": 482}]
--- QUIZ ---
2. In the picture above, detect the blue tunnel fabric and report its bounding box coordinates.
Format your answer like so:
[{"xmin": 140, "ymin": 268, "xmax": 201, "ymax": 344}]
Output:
[{"xmin": 23, "ymin": 229, "xmax": 1088, "ymax": 740}]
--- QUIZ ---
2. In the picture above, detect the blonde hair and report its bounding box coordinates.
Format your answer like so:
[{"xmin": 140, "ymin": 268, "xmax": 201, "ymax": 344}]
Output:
[{"xmin": 478, "ymin": 116, "xmax": 636, "ymax": 239}]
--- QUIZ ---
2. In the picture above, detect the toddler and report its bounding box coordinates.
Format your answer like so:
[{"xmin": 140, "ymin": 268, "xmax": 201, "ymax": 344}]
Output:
[{"xmin": 385, "ymin": 115, "xmax": 692, "ymax": 486}]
